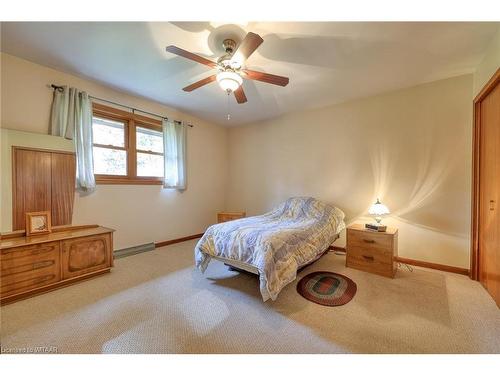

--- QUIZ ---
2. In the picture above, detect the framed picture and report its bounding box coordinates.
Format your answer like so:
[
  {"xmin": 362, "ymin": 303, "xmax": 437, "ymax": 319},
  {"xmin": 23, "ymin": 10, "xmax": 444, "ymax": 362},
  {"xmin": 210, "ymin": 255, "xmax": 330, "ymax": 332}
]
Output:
[{"xmin": 25, "ymin": 211, "xmax": 52, "ymax": 236}]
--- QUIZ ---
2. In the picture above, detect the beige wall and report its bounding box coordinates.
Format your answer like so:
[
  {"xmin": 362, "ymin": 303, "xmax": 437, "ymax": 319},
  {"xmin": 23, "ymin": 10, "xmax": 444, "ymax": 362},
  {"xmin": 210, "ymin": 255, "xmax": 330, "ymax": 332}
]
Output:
[
  {"xmin": 226, "ymin": 75, "xmax": 473, "ymax": 268},
  {"xmin": 0, "ymin": 51, "xmax": 480, "ymax": 268},
  {"xmin": 0, "ymin": 129, "xmax": 74, "ymax": 232},
  {"xmin": 0, "ymin": 53, "xmax": 228, "ymax": 250},
  {"xmin": 473, "ymin": 27, "xmax": 500, "ymax": 96}
]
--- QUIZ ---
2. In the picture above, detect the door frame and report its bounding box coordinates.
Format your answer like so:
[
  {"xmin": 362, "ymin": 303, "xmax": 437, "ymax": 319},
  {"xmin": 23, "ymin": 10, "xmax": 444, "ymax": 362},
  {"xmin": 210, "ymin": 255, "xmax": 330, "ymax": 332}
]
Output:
[{"xmin": 470, "ymin": 68, "xmax": 500, "ymax": 280}]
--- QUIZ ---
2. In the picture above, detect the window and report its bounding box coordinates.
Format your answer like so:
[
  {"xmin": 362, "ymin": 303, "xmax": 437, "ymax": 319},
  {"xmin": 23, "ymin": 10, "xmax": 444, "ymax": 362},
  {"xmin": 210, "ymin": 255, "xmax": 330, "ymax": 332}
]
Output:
[
  {"xmin": 92, "ymin": 117, "xmax": 127, "ymax": 176},
  {"xmin": 92, "ymin": 103, "xmax": 164, "ymax": 184},
  {"xmin": 136, "ymin": 126, "xmax": 164, "ymax": 177}
]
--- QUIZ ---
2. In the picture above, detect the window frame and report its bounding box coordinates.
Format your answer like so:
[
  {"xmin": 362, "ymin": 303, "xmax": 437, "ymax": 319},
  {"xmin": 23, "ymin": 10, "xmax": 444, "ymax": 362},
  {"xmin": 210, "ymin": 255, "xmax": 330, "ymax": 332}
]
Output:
[{"xmin": 92, "ymin": 103, "xmax": 164, "ymax": 185}]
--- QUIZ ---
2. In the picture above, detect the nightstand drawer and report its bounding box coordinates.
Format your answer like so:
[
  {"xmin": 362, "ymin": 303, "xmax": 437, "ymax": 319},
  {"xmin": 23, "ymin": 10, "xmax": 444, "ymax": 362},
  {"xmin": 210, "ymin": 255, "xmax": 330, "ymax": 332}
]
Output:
[
  {"xmin": 348, "ymin": 229, "xmax": 393, "ymax": 251},
  {"xmin": 347, "ymin": 245, "xmax": 392, "ymax": 265},
  {"xmin": 346, "ymin": 253, "xmax": 394, "ymax": 278}
]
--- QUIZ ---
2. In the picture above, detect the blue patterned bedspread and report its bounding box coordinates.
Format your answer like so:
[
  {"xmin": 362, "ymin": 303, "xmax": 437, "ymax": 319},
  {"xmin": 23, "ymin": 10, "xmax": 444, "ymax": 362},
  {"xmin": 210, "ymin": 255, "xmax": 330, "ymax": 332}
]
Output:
[{"xmin": 195, "ymin": 197, "xmax": 345, "ymax": 301}]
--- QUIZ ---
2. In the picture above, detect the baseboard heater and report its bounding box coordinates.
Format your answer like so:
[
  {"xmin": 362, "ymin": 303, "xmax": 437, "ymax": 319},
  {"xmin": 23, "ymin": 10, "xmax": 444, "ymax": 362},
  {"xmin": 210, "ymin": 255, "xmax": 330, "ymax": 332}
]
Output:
[{"xmin": 114, "ymin": 242, "xmax": 155, "ymax": 259}]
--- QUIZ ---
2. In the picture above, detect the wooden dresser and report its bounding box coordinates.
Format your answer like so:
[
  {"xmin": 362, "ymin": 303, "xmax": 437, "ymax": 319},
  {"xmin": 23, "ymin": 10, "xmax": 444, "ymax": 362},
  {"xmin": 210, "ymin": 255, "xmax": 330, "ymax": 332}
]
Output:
[
  {"xmin": 1, "ymin": 225, "xmax": 114, "ymax": 305},
  {"xmin": 217, "ymin": 211, "xmax": 246, "ymax": 223},
  {"xmin": 346, "ymin": 223, "xmax": 398, "ymax": 278}
]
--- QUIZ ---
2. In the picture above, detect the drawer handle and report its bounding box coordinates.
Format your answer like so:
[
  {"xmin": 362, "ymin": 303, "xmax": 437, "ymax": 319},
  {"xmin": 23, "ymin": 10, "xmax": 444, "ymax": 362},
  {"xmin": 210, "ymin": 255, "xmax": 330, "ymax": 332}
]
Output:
[
  {"xmin": 362, "ymin": 255, "xmax": 374, "ymax": 261},
  {"xmin": 363, "ymin": 239, "xmax": 375, "ymax": 243}
]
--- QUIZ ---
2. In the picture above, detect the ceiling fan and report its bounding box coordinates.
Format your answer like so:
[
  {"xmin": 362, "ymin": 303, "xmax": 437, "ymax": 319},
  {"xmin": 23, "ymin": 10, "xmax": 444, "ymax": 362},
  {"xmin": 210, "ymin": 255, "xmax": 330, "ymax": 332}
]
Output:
[{"xmin": 165, "ymin": 32, "xmax": 289, "ymax": 104}]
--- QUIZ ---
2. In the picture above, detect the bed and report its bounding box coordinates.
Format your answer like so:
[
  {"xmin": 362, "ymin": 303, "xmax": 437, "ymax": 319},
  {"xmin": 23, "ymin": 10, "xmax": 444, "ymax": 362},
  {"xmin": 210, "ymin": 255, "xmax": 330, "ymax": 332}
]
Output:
[{"xmin": 195, "ymin": 197, "xmax": 346, "ymax": 301}]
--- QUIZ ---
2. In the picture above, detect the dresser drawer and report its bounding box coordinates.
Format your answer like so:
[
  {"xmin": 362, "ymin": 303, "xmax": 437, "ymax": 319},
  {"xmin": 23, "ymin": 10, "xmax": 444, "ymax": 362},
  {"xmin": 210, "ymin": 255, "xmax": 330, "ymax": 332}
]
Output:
[
  {"xmin": 1, "ymin": 242, "xmax": 61, "ymax": 297},
  {"xmin": 348, "ymin": 229, "xmax": 393, "ymax": 251},
  {"xmin": 1, "ymin": 241, "xmax": 59, "ymax": 261}
]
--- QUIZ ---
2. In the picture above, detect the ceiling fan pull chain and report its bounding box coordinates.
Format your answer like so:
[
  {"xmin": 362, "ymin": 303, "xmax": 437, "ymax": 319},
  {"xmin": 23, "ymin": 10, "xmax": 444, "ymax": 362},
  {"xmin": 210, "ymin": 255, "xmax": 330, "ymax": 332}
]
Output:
[{"xmin": 226, "ymin": 90, "xmax": 231, "ymax": 121}]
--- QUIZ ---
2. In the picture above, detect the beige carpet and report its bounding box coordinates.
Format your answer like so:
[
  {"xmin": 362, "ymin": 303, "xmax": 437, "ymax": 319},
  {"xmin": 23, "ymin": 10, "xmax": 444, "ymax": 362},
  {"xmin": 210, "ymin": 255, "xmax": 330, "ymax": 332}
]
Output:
[{"xmin": 1, "ymin": 239, "xmax": 499, "ymax": 354}]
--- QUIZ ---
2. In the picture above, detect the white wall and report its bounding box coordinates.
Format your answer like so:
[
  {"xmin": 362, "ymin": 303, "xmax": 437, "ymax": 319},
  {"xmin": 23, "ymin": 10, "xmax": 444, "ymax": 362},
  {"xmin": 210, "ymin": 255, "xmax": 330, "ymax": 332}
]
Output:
[
  {"xmin": 226, "ymin": 75, "xmax": 473, "ymax": 268},
  {"xmin": 473, "ymin": 27, "xmax": 500, "ymax": 96},
  {"xmin": 0, "ymin": 53, "xmax": 228, "ymax": 250}
]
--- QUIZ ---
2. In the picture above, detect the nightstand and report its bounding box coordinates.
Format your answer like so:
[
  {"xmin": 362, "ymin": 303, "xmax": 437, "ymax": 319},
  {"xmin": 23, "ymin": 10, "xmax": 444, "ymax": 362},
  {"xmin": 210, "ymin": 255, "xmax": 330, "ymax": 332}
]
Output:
[
  {"xmin": 217, "ymin": 211, "xmax": 246, "ymax": 223},
  {"xmin": 346, "ymin": 223, "xmax": 398, "ymax": 278}
]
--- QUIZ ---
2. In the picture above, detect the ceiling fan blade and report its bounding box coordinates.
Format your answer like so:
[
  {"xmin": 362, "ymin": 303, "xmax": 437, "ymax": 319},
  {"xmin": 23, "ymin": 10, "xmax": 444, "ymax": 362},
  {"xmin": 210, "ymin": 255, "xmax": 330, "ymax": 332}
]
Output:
[
  {"xmin": 230, "ymin": 32, "xmax": 264, "ymax": 65},
  {"xmin": 242, "ymin": 69, "xmax": 289, "ymax": 87},
  {"xmin": 166, "ymin": 45, "xmax": 217, "ymax": 68},
  {"xmin": 183, "ymin": 75, "xmax": 217, "ymax": 92},
  {"xmin": 234, "ymin": 86, "xmax": 247, "ymax": 104}
]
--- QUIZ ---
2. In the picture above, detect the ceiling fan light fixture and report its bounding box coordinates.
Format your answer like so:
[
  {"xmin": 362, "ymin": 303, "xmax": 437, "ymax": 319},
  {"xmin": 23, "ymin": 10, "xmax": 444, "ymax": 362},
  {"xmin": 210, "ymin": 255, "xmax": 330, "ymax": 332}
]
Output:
[
  {"xmin": 167, "ymin": 31, "xmax": 289, "ymax": 105},
  {"xmin": 216, "ymin": 71, "xmax": 242, "ymax": 92}
]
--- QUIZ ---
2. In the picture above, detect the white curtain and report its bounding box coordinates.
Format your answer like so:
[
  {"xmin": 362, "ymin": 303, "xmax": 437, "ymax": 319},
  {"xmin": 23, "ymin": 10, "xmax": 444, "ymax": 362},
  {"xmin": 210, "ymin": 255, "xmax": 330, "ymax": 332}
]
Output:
[
  {"xmin": 162, "ymin": 119, "xmax": 187, "ymax": 190},
  {"xmin": 50, "ymin": 86, "xmax": 96, "ymax": 192}
]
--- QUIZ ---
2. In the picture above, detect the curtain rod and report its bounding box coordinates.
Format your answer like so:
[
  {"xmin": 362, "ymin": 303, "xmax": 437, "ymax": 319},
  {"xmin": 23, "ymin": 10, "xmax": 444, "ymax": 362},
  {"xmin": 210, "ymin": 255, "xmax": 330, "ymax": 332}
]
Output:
[{"xmin": 50, "ymin": 84, "xmax": 193, "ymax": 127}]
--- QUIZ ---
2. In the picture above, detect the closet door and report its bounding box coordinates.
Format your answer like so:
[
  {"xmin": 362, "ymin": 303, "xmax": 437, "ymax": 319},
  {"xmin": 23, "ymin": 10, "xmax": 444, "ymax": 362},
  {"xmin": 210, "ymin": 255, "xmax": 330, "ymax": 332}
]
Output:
[
  {"xmin": 12, "ymin": 147, "xmax": 76, "ymax": 231},
  {"xmin": 13, "ymin": 148, "xmax": 52, "ymax": 230},
  {"xmin": 51, "ymin": 152, "xmax": 76, "ymax": 226},
  {"xmin": 478, "ymin": 80, "xmax": 500, "ymax": 306}
]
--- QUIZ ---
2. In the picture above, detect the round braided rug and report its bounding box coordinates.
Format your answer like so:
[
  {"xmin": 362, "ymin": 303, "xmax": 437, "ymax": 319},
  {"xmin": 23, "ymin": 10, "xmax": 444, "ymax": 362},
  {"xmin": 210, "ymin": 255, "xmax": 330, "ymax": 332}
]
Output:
[{"xmin": 297, "ymin": 271, "xmax": 357, "ymax": 306}]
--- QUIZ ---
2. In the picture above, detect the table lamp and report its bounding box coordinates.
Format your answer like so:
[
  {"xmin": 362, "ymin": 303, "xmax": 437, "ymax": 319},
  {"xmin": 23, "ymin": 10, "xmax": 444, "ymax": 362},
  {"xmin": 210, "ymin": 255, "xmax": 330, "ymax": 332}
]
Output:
[{"xmin": 366, "ymin": 198, "xmax": 390, "ymax": 232}]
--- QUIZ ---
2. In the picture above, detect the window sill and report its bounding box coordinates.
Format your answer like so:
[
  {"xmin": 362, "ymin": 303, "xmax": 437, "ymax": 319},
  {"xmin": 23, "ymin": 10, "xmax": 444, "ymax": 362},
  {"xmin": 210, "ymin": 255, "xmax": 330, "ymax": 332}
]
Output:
[{"xmin": 95, "ymin": 177, "xmax": 163, "ymax": 185}]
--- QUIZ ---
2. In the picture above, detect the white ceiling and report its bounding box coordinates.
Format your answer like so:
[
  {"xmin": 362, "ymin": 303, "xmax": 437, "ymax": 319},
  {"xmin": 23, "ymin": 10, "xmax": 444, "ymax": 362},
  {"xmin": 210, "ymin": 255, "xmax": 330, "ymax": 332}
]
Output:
[{"xmin": 1, "ymin": 22, "xmax": 498, "ymax": 126}]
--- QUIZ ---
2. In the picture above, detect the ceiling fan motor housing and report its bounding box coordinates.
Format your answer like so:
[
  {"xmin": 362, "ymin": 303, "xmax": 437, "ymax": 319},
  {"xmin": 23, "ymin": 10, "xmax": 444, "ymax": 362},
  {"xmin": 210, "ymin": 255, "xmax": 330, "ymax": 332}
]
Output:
[{"xmin": 222, "ymin": 39, "xmax": 237, "ymax": 54}]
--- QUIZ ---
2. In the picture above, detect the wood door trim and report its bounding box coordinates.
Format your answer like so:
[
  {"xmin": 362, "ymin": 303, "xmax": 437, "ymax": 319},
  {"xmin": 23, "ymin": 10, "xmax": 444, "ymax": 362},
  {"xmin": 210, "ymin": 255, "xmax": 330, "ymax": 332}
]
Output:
[
  {"xmin": 11, "ymin": 147, "xmax": 17, "ymax": 232},
  {"xmin": 474, "ymin": 69, "xmax": 500, "ymax": 102},
  {"xmin": 471, "ymin": 68, "xmax": 500, "ymax": 280}
]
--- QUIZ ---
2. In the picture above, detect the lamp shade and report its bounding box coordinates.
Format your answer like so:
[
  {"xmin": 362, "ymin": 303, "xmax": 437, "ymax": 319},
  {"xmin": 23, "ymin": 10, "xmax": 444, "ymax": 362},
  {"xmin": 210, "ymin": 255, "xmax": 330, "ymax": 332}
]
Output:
[
  {"xmin": 368, "ymin": 198, "xmax": 390, "ymax": 216},
  {"xmin": 216, "ymin": 71, "xmax": 243, "ymax": 92}
]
